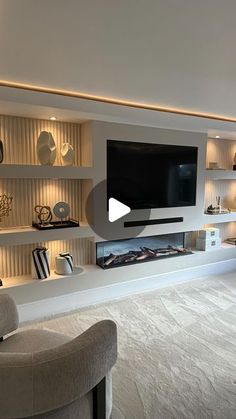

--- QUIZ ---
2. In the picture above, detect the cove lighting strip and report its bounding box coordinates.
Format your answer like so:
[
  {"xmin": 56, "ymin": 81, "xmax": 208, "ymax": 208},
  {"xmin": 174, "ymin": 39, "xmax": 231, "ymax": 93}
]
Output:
[{"xmin": 0, "ymin": 80, "xmax": 236, "ymax": 123}]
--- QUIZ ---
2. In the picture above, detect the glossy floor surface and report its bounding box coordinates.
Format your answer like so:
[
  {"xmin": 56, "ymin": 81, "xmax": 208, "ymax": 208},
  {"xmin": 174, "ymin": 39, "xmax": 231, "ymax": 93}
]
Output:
[{"xmin": 22, "ymin": 272, "xmax": 236, "ymax": 418}]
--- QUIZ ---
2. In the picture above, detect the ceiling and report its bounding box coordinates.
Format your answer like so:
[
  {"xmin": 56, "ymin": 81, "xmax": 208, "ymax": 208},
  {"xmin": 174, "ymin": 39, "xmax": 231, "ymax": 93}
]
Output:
[{"xmin": 0, "ymin": 0, "xmax": 236, "ymax": 136}]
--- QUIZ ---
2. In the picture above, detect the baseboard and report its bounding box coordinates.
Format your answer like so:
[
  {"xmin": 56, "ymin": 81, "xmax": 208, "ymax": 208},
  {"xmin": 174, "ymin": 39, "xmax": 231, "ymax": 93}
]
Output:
[{"xmin": 18, "ymin": 258, "xmax": 236, "ymax": 323}]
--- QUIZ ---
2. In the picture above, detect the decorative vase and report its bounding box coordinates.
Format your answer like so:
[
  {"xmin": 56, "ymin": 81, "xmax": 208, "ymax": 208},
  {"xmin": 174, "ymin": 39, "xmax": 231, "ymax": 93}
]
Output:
[
  {"xmin": 0, "ymin": 140, "xmax": 3, "ymax": 163},
  {"xmin": 61, "ymin": 143, "xmax": 75, "ymax": 166},
  {"xmin": 31, "ymin": 247, "xmax": 50, "ymax": 279},
  {"xmin": 37, "ymin": 131, "xmax": 56, "ymax": 166},
  {"xmin": 55, "ymin": 252, "xmax": 73, "ymax": 275}
]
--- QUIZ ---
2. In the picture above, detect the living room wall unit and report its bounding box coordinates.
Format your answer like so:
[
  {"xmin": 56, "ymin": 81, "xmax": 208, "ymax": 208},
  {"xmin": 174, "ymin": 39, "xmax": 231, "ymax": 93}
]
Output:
[
  {"xmin": 0, "ymin": 115, "xmax": 94, "ymax": 287},
  {"xmin": 204, "ymin": 137, "xmax": 236, "ymax": 239},
  {"xmin": 1, "ymin": 117, "xmax": 236, "ymax": 322}
]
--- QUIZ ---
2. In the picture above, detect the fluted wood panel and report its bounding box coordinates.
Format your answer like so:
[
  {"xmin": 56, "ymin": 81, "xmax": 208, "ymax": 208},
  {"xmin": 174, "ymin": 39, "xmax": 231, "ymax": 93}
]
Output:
[
  {"xmin": 0, "ymin": 115, "xmax": 81, "ymax": 165},
  {"xmin": 0, "ymin": 178, "xmax": 81, "ymax": 227},
  {"xmin": 207, "ymin": 138, "xmax": 236, "ymax": 170},
  {"xmin": 0, "ymin": 238, "xmax": 95, "ymax": 278},
  {"xmin": 205, "ymin": 180, "xmax": 236, "ymax": 210}
]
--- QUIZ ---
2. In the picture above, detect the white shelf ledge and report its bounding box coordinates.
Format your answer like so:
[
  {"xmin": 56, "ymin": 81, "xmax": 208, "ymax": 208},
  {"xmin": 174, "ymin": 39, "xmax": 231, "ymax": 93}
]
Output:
[
  {"xmin": 1, "ymin": 267, "xmax": 84, "ymax": 289},
  {"xmin": 0, "ymin": 223, "xmax": 93, "ymax": 246},
  {"xmin": 205, "ymin": 169, "xmax": 236, "ymax": 180},
  {"xmin": 1, "ymin": 243, "xmax": 236, "ymax": 295},
  {"xmin": 0, "ymin": 164, "xmax": 93, "ymax": 179},
  {"xmin": 203, "ymin": 211, "xmax": 236, "ymax": 224}
]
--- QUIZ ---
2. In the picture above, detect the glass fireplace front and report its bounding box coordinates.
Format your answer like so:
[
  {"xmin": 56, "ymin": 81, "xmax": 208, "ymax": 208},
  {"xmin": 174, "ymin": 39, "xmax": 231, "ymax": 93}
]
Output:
[{"xmin": 96, "ymin": 232, "xmax": 191, "ymax": 269}]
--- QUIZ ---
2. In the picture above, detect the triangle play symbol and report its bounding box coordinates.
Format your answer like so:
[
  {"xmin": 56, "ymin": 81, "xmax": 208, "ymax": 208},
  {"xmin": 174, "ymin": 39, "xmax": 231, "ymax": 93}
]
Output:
[{"xmin": 108, "ymin": 198, "xmax": 131, "ymax": 222}]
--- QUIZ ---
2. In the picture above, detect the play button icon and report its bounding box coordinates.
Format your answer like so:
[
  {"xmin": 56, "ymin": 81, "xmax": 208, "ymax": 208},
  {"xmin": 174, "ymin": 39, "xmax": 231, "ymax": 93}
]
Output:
[
  {"xmin": 108, "ymin": 198, "xmax": 131, "ymax": 222},
  {"xmin": 85, "ymin": 179, "xmax": 151, "ymax": 241}
]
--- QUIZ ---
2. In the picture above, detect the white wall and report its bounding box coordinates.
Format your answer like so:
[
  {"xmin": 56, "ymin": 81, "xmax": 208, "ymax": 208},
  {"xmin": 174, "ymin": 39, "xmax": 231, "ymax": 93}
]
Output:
[
  {"xmin": 86, "ymin": 120, "xmax": 207, "ymax": 241},
  {"xmin": 0, "ymin": 0, "xmax": 236, "ymax": 116}
]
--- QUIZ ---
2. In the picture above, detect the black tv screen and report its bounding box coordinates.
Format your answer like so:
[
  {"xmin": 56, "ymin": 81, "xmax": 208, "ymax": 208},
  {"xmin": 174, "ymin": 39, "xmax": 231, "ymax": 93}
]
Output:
[{"xmin": 107, "ymin": 140, "xmax": 198, "ymax": 209}]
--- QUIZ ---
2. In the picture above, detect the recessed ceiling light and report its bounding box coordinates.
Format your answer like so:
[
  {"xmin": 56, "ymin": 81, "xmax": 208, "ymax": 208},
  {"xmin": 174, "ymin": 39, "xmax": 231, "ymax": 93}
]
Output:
[
  {"xmin": 49, "ymin": 116, "xmax": 57, "ymax": 121},
  {"xmin": 215, "ymin": 135, "xmax": 220, "ymax": 138}
]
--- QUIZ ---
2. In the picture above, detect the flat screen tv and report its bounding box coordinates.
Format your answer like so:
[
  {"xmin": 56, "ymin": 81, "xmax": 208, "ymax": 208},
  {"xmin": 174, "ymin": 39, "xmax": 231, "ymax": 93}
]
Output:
[{"xmin": 107, "ymin": 140, "xmax": 198, "ymax": 209}]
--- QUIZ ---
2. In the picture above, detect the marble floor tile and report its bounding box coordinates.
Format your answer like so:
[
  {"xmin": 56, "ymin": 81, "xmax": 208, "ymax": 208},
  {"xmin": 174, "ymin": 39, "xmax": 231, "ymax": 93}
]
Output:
[{"xmin": 20, "ymin": 272, "xmax": 236, "ymax": 418}]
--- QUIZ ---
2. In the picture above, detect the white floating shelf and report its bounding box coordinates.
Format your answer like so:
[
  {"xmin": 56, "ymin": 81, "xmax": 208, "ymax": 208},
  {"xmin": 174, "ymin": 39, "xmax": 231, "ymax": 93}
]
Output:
[
  {"xmin": 203, "ymin": 211, "xmax": 236, "ymax": 224},
  {"xmin": 193, "ymin": 242, "xmax": 236, "ymax": 253},
  {"xmin": 0, "ymin": 164, "xmax": 94, "ymax": 179},
  {"xmin": 2, "ymin": 267, "xmax": 84, "ymax": 289},
  {"xmin": 205, "ymin": 169, "xmax": 236, "ymax": 180},
  {"xmin": 0, "ymin": 223, "xmax": 94, "ymax": 246}
]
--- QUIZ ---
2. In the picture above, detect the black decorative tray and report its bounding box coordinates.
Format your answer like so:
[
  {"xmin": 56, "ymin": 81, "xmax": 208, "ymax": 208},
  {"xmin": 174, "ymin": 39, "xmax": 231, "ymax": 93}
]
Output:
[{"xmin": 32, "ymin": 219, "xmax": 80, "ymax": 230}]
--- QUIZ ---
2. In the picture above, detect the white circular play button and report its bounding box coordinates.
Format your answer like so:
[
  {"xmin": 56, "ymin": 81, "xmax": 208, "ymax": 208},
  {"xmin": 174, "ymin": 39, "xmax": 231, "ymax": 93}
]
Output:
[
  {"xmin": 108, "ymin": 198, "xmax": 131, "ymax": 222},
  {"xmin": 85, "ymin": 180, "xmax": 151, "ymax": 240}
]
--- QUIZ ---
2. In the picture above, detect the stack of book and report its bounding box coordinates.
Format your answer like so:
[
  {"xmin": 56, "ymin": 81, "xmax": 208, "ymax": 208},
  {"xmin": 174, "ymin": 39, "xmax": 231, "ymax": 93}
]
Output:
[{"xmin": 196, "ymin": 228, "xmax": 221, "ymax": 251}]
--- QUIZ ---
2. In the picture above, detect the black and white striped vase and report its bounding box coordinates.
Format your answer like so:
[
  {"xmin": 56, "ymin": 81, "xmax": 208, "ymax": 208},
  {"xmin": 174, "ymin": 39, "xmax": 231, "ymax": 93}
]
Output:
[
  {"xmin": 55, "ymin": 252, "xmax": 73, "ymax": 275},
  {"xmin": 31, "ymin": 247, "xmax": 50, "ymax": 279}
]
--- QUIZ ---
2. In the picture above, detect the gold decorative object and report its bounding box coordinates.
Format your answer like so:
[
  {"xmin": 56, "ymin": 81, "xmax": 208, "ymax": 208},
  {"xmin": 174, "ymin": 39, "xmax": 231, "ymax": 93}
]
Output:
[
  {"xmin": 0, "ymin": 194, "xmax": 13, "ymax": 223},
  {"xmin": 34, "ymin": 205, "xmax": 53, "ymax": 225}
]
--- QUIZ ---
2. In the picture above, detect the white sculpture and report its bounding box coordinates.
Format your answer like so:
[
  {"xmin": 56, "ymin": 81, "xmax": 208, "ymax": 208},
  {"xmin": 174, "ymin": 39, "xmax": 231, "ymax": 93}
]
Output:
[
  {"xmin": 61, "ymin": 142, "xmax": 75, "ymax": 166},
  {"xmin": 37, "ymin": 131, "xmax": 56, "ymax": 166}
]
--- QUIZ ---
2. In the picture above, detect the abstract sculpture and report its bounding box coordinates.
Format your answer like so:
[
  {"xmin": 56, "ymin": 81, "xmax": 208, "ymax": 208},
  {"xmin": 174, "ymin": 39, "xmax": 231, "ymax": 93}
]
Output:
[
  {"xmin": 33, "ymin": 201, "xmax": 79, "ymax": 230},
  {"xmin": 37, "ymin": 131, "xmax": 56, "ymax": 166},
  {"xmin": 34, "ymin": 205, "xmax": 53, "ymax": 225},
  {"xmin": 0, "ymin": 194, "xmax": 13, "ymax": 223},
  {"xmin": 61, "ymin": 143, "xmax": 75, "ymax": 166}
]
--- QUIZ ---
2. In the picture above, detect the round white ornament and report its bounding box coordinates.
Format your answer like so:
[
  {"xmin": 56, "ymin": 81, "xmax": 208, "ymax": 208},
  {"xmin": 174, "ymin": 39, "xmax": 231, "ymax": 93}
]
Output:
[{"xmin": 53, "ymin": 202, "xmax": 70, "ymax": 219}]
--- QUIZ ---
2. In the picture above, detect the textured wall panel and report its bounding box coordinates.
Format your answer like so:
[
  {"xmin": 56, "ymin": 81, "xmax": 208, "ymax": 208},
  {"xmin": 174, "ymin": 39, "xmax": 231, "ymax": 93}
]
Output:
[
  {"xmin": 0, "ymin": 178, "xmax": 81, "ymax": 227},
  {"xmin": 0, "ymin": 115, "xmax": 81, "ymax": 165},
  {"xmin": 0, "ymin": 238, "xmax": 95, "ymax": 278},
  {"xmin": 205, "ymin": 180, "xmax": 236, "ymax": 210},
  {"xmin": 207, "ymin": 138, "xmax": 236, "ymax": 170}
]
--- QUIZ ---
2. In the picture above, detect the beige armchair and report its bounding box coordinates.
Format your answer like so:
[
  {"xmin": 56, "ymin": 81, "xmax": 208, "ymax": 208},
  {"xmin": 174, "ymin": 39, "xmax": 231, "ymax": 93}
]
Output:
[{"xmin": 0, "ymin": 294, "xmax": 117, "ymax": 419}]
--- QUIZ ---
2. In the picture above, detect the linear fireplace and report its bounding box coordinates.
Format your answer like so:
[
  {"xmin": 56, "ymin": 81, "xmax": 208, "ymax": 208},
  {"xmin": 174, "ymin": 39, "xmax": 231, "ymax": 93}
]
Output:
[{"xmin": 96, "ymin": 233, "xmax": 192, "ymax": 269}]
